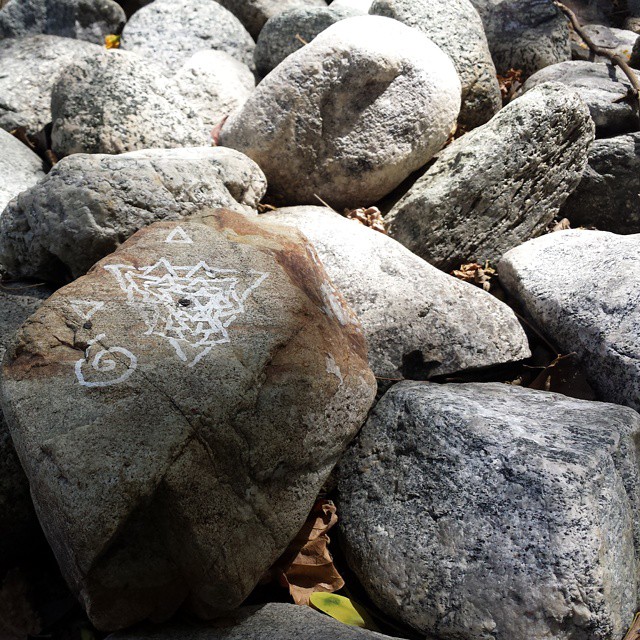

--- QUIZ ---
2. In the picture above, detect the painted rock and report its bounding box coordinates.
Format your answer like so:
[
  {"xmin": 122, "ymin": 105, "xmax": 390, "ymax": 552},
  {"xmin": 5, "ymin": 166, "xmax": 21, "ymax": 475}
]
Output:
[{"xmin": 0, "ymin": 209, "xmax": 376, "ymax": 631}]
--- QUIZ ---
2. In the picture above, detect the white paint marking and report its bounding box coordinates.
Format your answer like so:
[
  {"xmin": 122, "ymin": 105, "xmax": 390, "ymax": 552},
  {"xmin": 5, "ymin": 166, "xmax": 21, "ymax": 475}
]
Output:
[
  {"xmin": 75, "ymin": 334, "xmax": 138, "ymax": 388},
  {"xmin": 165, "ymin": 226, "xmax": 193, "ymax": 244},
  {"xmin": 70, "ymin": 300, "xmax": 105, "ymax": 321}
]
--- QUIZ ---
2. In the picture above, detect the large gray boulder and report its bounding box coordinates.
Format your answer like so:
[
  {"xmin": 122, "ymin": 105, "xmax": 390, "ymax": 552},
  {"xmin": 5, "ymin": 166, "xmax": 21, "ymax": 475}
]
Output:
[
  {"xmin": 369, "ymin": 0, "xmax": 501, "ymax": 129},
  {"xmin": 215, "ymin": 0, "xmax": 327, "ymax": 39},
  {"xmin": 560, "ymin": 133, "xmax": 640, "ymax": 234},
  {"xmin": 523, "ymin": 61, "xmax": 640, "ymax": 136},
  {"xmin": 500, "ymin": 230, "xmax": 640, "ymax": 411},
  {"xmin": 0, "ymin": 147, "xmax": 267, "ymax": 282},
  {"xmin": 221, "ymin": 15, "xmax": 461, "ymax": 209},
  {"xmin": 469, "ymin": 0, "xmax": 571, "ymax": 76},
  {"xmin": 122, "ymin": 0, "xmax": 255, "ymax": 72},
  {"xmin": 50, "ymin": 50, "xmax": 210, "ymax": 157},
  {"xmin": 0, "ymin": 210, "xmax": 376, "ymax": 631},
  {"xmin": 264, "ymin": 206, "xmax": 530, "ymax": 379},
  {"xmin": 106, "ymin": 603, "xmax": 396, "ymax": 640},
  {"xmin": 386, "ymin": 83, "xmax": 594, "ymax": 270},
  {"xmin": 572, "ymin": 24, "xmax": 638, "ymax": 63},
  {"xmin": 0, "ymin": 35, "xmax": 102, "ymax": 134},
  {"xmin": 0, "ymin": 128, "xmax": 44, "ymax": 214},
  {"xmin": 0, "ymin": 0, "xmax": 125, "ymax": 43},
  {"xmin": 338, "ymin": 381, "xmax": 640, "ymax": 640},
  {"xmin": 254, "ymin": 6, "xmax": 359, "ymax": 77},
  {"xmin": 331, "ymin": 0, "xmax": 371, "ymax": 10}
]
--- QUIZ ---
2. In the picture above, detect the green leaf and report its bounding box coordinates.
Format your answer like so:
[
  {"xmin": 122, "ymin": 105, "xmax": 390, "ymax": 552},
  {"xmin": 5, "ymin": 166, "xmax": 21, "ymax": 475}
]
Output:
[{"xmin": 309, "ymin": 592, "xmax": 378, "ymax": 630}]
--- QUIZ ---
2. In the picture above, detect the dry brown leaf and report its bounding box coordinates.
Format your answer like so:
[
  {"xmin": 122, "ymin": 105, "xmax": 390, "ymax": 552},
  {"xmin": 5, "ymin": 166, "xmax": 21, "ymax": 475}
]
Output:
[
  {"xmin": 273, "ymin": 499, "xmax": 344, "ymax": 606},
  {"xmin": 548, "ymin": 217, "xmax": 571, "ymax": 233},
  {"xmin": 497, "ymin": 68, "xmax": 523, "ymax": 102},
  {"xmin": 623, "ymin": 613, "xmax": 640, "ymax": 640},
  {"xmin": 211, "ymin": 115, "xmax": 229, "ymax": 147},
  {"xmin": 451, "ymin": 261, "xmax": 495, "ymax": 292},
  {"xmin": 345, "ymin": 207, "xmax": 386, "ymax": 234}
]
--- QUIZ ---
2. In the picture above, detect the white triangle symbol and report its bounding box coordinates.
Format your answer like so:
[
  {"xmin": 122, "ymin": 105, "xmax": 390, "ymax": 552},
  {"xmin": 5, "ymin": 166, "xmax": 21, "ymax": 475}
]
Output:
[
  {"xmin": 70, "ymin": 300, "xmax": 105, "ymax": 321},
  {"xmin": 165, "ymin": 226, "xmax": 193, "ymax": 244}
]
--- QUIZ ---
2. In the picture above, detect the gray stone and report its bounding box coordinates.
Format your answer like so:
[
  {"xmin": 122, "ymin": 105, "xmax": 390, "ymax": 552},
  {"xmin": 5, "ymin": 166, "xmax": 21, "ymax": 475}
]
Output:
[
  {"xmin": 0, "ymin": 0, "xmax": 125, "ymax": 43},
  {"xmin": 0, "ymin": 35, "xmax": 102, "ymax": 134},
  {"xmin": 0, "ymin": 210, "xmax": 376, "ymax": 631},
  {"xmin": 572, "ymin": 24, "xmax": 638, "ymax": 63},
  {"xmin": 523, "ymin": 61, "xmax": 640, "ymax": 136},
  {"xmin": 500, "ymin": 230, "xmax": 640, "ymax": 412},
  {"xmin": 170, "ymin": 51, "xmax": 255, "ymax": 130},
  {"xmin": 122, "ymin": 0, "xmax": 255, "ymax": 72},
  {"xmin": 264, "ymin": 206, "xmax": 530, "ymax": 379},
  {"xmin": 50, "ymin": 49, "xmax": 210, "ymax": 157},
  {"xmin": 215, "ymin": 0, "xmax": 327, "ymax": 39},
  {"xmin": 0, "ymin": 128, "xmax": 44, "ymax": 214},
  {"xmin": 331, "ymin": 0, "xmax": 370, "ymax": 10},
  {"xmin": 0, "ymin": 147, "xmax": 267, "ymax": 282},
  {"xmin": 560, "ymin": 133, "xmax": 640, "ymax": 234},
  {"xmin": 469, "ymin": 0, "xmax": 571, "ymax": 76},
  {"xmin": 0, "ymin": 282, "xmax": 52, "ymax": 563},
  {"xmin": 337, "ymin": 381, "xmax": 640, "ymax": 640},
  {"xmin": 369, "ymin": 0, "xmax": 501, "ymax": 129},
  {"xmin": 106, "ymin": 603, "xmax": 395, "ymax": 640},
  {"xmin": 386, "ymin": 83, "xmax": 594, "ymax": 270},
  {"xmin": 221, "ymin": 15, "xmax": 461, "ymax": 210},
  {"xmin": 254, "ymin": 6, "xmax": 360, "ymax": 77}
]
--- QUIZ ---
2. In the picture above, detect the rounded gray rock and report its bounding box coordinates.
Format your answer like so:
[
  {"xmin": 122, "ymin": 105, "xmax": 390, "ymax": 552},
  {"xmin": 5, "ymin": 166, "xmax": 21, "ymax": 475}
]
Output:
[
  {"xmin": 0, "ymin": 0, "xmax": 125, "ymax": 43},
  {"xmin": 50, "ymin": 49, "xmax": 209, "ymax": 156},
  {"xmin": 221, "ymin": 15, "xmax": 461, "ymax": 209},
  {"xmin": 264, "ymin": 206, "xmax": 530, "ymax": 379},
  {"xmin": 523, "ymin": 60, "xmax": 640, "ymax": 136},
  {"xmin": 0, "ymin": 35, "xmax": 102, "ymax": 134},
  {"xmin": 122, "ymin": 0, "xmax": 255, "ymax": 72},
  {"xmin": 499, "ymin": 229, "xmax": 640, "ymax": 412},
  {"xmin": 0, "ymin": 147, "xmax": 267, "ymax": 282},
  {"xmin": 370, "ymin": 0, "xmax": 501, "ymax": 129},
  {"xmin": 331, "ymin": 0, "xmax": 371, "ymax": 10},
  {"xmin": 561, "ymin": 132, "xmax": 640, "ymax": 234},
  {"xmin": 254, "ymin": 6, "xmax": 359, "ymax": 77},
  {"xmin": 0, "ymin": 128, "xmax": 44, "ymax": 214},
  {"xmin": 469, "ymin": 0, "xmax": 571, "ymax": 76},
  {"xmin": 0, "ymin": 210, "xmax": 376, "ymax": 630},
  {"xmin": 386, "ymin": 83, "xmax": 595, "ymax": 270},
  {"xmin": 573, "ymin": 24, "xmax": 638, "ymax": 63},
  {"xmin": 338, "ymin": 381, "xmax": 640, "ymax": 639}
]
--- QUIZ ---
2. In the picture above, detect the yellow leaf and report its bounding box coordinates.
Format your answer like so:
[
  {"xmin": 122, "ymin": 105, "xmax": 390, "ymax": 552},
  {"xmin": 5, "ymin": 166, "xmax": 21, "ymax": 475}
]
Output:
[
  {"xmin": 310, "ymin": 593, "xmax": 378, "ymax": 630},
  {"xmin": 105, "ymin": 34, "xmax": 121, "ymax": 49}
]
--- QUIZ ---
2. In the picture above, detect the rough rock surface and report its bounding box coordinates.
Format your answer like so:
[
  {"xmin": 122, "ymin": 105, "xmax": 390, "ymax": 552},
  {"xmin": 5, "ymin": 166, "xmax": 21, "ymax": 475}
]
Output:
[
  {"xmin": 0, "ymin": 147, "xmax": 267, "ymax": 282},
  {"xmin": 0, "ymin": 282, "xmax": 52, "ymax": 564},
  {"xmin": 331, "ymin": 0, "xmax": 371, "ymax": 10},
  {"xmin": 386, "ymin": 83, "xmax": 594, "ymax": 270},
  {"xmin": 523, "ymin": 61, "xmax": 640, "ymax": 136},
  {"xmin": 50, "ymin": 50, "xmax": 209, "ymax": 157},
  {"xmin": 469, "ymin": 0, "xmax": 571, "ymax": 75},
  {"xmin": 221, "ymin": 15, "xmax": 461, "ymax": 209},
  {"xmin": 122, "ymin": 0, "xmax": 255, "ymax": 72},
  {"xmin": 572, "ymin": 24, "xmax": 638, "ymax": 62},
  {"xmin": 369, "ymin": 0, "xmax": 501, "ymax": 129},
  {"xmin": 170, "ymin": 51, "xmax": 254, "ymax": 129},
  {"xmin": 338, "ymin": 381, "xmax": 640, "ymax": 640},
  {"xmin": 500, "ymin": 230, "xmax": 640, "ymax": 411},
  {"xmin": 0, "ymin": 35, "xmax": 102, "ymax": 134},
  {"xmin": 0, "ymin": 210, "xmax": 376, "ymax": 631},
  {"xmin": 0, "ymin": 128, "xmax": 44, "ymax": 214},
  {"xmin": 265, "ymin": 207, "xmax": 530, "ymax": 379},
  {"xmin": 215, "ymin": 0, "xmax": 327, "ymax": 39},
  {"xmin": 0, "ymin": 0, "xmax": 125, "ymax": 43},
  {"xmin": 560, "ymin": 133, "xmax": 640, "ymax": 234},
  {"xmin": 254, "ymin": 6, "xmax": 359, "ymax": 77},
  {"xmin": 106, "ymin": 603, "xmax": 395, "ymax": 640}
]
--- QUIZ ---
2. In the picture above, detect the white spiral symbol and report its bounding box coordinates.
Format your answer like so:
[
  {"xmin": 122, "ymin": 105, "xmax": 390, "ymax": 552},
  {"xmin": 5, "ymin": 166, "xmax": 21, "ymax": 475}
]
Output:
[{"xmin": 75, "ymin": 334, "xmax": 138, "ymax": 388}]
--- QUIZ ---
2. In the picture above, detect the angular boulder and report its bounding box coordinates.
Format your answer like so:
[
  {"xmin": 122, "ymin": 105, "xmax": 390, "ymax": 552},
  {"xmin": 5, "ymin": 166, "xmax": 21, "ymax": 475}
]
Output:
[
  {"xmin": 469, "ymin": 0, "xmax": 571, "ymax": 75},
  {"xmin": 560, "ymin": 132, "xmax": 640, "ymax": 234},
  {"xmin": 122, "ymin": 0, "xmax": 255, "ymax": 72},
  {"xmin": 50, "ymin": 50, "xmax": 209, "ymax": 156},
  {"xmin": 0, "ymin": 128, "xmax": 44, "ymax": 214},
  {"xmin": 265, "ymin": 206, "xmax": 530, "ymax": 379},
  {"xmin": 0, "ymin": 35, "xmax": 102, "ymax": 134},
  {"xmin": 221, "ymin": 15, "xmax": 461, "ymax": 209},
  {"xmin": 0, "ymin": 210, "xmax": 376, "ymax": 631},
  {"xmin": 0, "ymin": 0, "xmax": 125, "ymax": 43},
  {"xmin": 386, "ymin": 83, "xmax": 594, "ymax": 270},
  {"xmin": 0, "ymin": 147, "xmax": 267, "ymax": 282},
  {"xmin": 338, "ymin": 381, "xmax": 640, "ymax": 640},
  {"xmin": 499, "ymin": 229, "xmax": 640, "ymax": 411},
  {"xmin": 370, "ymin": 0, "xmax": 501, "ymax": 129}
]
